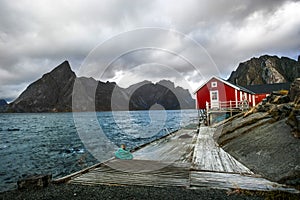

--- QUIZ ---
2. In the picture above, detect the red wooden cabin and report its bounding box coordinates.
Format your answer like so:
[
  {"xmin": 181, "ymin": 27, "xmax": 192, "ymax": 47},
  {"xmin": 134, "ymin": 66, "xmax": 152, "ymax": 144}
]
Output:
[
  {"xmin": 194, "ymin": 76, "xmax": 255, "ymax": 110},
  {"xmin": 244, "ymin": 83, "xmax": 291, "ymax": 104}
]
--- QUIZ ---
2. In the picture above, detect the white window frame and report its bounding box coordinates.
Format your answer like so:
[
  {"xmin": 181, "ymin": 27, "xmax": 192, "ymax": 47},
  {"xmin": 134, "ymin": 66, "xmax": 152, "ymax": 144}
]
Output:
[
  {"xmin": 211, "ymin": 81, "xmax": 217, "ymax": 88},
  {"xmin": 211, "ymin": 91, "xmax": 218, "ymax": 100}
]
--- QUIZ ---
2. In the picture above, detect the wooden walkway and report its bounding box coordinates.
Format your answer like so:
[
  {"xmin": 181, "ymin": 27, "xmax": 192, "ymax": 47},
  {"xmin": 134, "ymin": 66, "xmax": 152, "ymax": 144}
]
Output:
[
  {"xmin": 192, "ymin": 126, "xmax": 253, "ymax": 174},
  {"xmin": 66, "ymin": 129, "xmax": 195, "ymax": 188},
  {"xmin": 60, "ymin": 126, "xmax": 299, "ymax": 193},
  {"xmin": 190, "ymin": 171, "xmax": 297, "ymax": 192},
  {"xmin": 70, "ymin": 160, "xmax": 190, "ymax": 187},
  {"xmin": 133, "ymin": 129, "xmax": 196, "ymax": 163}
]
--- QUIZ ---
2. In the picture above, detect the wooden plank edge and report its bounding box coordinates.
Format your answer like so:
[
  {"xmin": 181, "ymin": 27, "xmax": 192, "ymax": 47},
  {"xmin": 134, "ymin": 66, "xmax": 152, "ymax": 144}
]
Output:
[
  {"xmin": 52, "ymin": 157, "xmax": 114, "ymax": 184},
  {"xmin": 189, "ymin": 169, "xmax": 257, "ymax": 177}
]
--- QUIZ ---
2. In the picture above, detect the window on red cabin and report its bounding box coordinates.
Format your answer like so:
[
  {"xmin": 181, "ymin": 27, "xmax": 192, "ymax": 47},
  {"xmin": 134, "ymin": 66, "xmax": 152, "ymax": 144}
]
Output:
[
  {"xmin": 211, "ymin": 91, "xmax": 218, "ymax": 100},
  {"xmin": 211, "ymin": 82, "xmax": 217, "ymax": 87}
]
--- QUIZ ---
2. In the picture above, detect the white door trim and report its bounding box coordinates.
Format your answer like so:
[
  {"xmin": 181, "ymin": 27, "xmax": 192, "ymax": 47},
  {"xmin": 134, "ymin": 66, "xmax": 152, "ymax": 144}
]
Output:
[{"xmin": 210, "ymin": 90, "xmax": 219, "ymax": 109}]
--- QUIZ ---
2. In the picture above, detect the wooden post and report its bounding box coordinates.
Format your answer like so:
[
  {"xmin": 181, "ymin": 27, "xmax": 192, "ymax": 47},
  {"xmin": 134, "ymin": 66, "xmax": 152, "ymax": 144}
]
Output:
[
  {"xmin": 230, "ymin": 100, "xmax": 232, "ymax": 117},
  {"xmin": 206, "ymin": 102, "xmax": 209, "ymax": 126}
]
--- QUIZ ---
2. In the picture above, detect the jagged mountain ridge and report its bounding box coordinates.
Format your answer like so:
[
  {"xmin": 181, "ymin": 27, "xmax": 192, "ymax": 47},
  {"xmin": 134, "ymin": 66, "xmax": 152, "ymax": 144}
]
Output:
[
  {"xmin": 6, "ymin": 61, "xmax": 195, "ymax": 112},
  {"xmin": 126, "ymin": 80, "xmax": 195, "ymax": 110},
  {"xmin": 228, "ymin": 55, "xmax": 300, "ymax": 86}
]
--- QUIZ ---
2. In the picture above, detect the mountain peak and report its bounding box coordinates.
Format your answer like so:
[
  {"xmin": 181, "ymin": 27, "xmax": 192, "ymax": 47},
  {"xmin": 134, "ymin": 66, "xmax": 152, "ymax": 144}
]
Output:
[
  {"xmin": 49, "ymin": 60, "xmax": 72, "ymax": 74},
  {"xmin": 10, "ymin": 60, "xmax": 76, "ymax": 112},
  {"xmin": 228, "ymin": 55, "xmax": 300, "ymax": 86},
  {"xmin": 157, "ymin": 80, "xmax": 175, "ymax": 88}
]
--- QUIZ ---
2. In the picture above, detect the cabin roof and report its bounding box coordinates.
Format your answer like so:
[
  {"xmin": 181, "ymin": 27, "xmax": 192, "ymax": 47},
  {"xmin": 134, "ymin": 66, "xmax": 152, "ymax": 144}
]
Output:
[
  {"xmin": 244, "ymin": 82, "xmax": 291, "ymax": 94},
  {"xmin": 234, "ymin": 84, "xmax": 255, "ymax": 94},
  {"xmin": 194, "ymin": 76, "xmax": 254, "ymax": 94}
]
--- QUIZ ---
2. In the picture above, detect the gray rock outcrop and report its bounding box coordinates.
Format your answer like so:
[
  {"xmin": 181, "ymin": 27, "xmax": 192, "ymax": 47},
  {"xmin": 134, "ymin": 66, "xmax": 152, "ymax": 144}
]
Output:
[
  {"xmin": 289, "ymin": 78, "xmax": 300, "ymax": 102},
  {"xmin": 215, "ymin": 81, "xmax": 300, "ymax": 186},
  {"xmin": 228, "ymin": 55, "xmax": 300, "ymax": 86}
]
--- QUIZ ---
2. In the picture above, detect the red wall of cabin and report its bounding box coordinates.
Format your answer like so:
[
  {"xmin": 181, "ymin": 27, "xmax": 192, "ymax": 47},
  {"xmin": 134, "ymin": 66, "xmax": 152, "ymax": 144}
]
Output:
[
  {"xmin": 196, "ymin": 84, "xmax": 210, "ymax": 109},
  {"xmin": 196, "ymin": 77, "xmax": 256, "ymax": 109},
  {"xmin": 196, "ymin": 78, "xmax": 238, "ymax": 109},
  {"xmin": 254, "ymin": 94, "xmax": 268, "ymax": 104}
]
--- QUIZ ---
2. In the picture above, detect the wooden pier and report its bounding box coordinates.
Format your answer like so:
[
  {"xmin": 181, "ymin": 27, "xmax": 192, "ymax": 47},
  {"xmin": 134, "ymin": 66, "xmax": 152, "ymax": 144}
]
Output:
[
  {"xmin": 203, "ymin": 100, "xmax": 250, "ymax": 125},
  {"xmin": 69, "ymin": 160, "xmax": 190, "ymax": 188},
  {"xmin": 192, "ymin": 126, "xmax": 253, "ymax": 174},
  {"xmin": 55, "ymin": 125, "xmax": 299, "ymax": 193}
]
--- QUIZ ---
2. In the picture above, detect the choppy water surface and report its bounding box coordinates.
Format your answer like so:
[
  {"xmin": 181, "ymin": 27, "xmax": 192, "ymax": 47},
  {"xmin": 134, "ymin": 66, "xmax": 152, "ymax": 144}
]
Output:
[{"xmin": 0, "ymin": 110, "xmax": 197, "ymax": 192}]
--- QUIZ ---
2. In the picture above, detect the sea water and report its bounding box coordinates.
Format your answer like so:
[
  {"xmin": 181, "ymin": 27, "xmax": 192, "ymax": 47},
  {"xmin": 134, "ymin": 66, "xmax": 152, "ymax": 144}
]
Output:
[{"xmin": 0, "ymin": 110, "xmax": 197, "ymax": 192}]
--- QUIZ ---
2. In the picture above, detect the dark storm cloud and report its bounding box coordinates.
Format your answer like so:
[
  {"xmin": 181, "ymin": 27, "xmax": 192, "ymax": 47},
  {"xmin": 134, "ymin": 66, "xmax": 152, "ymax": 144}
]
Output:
[{"xmin": 0, "ymin": 0, "xmax": 299, "ymax": 99}]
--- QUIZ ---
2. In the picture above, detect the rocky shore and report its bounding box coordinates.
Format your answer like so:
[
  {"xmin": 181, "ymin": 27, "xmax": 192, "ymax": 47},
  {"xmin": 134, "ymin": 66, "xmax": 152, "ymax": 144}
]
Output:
[
  {"xmin": 0, "ymin": 182, "xmax": 292, "ymax": 200},
  {"xmin": 215, "ymin": 78, "xmax": 300, "ymax": 187}
]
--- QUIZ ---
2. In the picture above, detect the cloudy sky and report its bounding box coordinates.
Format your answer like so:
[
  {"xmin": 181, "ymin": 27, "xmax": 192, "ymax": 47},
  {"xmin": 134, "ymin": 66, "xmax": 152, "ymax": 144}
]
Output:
[{"xmin": 1, "ymin": 0, "xmax": 300, "ymax": 101}]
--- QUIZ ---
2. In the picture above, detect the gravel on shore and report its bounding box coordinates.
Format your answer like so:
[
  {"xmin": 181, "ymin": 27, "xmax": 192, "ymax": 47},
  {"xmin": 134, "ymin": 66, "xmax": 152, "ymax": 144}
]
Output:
[
  {"xmin": 1, "ymin": 183, "xmax": 299, "ymax": 200},
  {"xmin": 0, "ymin": 183, "xmax": 277, "ymax": 200}
]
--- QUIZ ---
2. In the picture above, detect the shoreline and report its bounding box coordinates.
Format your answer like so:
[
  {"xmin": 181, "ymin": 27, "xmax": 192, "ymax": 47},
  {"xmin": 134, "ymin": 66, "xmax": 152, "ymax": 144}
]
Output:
[
  {"xmin": 1, "ymin": 182, "xmax": 299, "ymax": 200},
  {"xmin": 0, "ymin": 182, "xmax": 276, "ymax": 200}
]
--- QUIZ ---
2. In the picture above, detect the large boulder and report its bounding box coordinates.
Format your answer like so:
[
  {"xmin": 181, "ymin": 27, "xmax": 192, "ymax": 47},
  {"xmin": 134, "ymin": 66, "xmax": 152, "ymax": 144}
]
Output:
[
  {"xmin": 289, "ymin": 78, "xmax": 300, "ymax": 102},
  {"xmin": 217, "ymin": 118, "xmax": 300, "ymax": 185},
  {"xmin": 286, "ymin": 97, "xmax": 300, "ymax": 138},
  {"xmin": 284, "ymin": 78, "xmax": 300, "ymax": 138},
  {"xmin": 217, "ymin": 112, "xmax": 273, "ymax": 146}
]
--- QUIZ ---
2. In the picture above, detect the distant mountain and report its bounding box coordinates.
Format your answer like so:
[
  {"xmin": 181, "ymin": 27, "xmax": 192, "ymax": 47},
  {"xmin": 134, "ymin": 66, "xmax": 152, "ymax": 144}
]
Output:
[
  {"xmin": 228, "ymin": 55, "xmax": 300, "ymax": 86},
  {"xmin": 0, "ymin": 99, "xmax": 7, "ymax": 106},
  {"xmin": 5, "ymin": 61, "xmax": 195, "ymax": 112},
  {"xmin": 128, "ymin": 80, "xmax": 195, "ymax": 110},
  {"xmin": 9, "ymin": 61, "xmax": 76, "ymax": 112}
]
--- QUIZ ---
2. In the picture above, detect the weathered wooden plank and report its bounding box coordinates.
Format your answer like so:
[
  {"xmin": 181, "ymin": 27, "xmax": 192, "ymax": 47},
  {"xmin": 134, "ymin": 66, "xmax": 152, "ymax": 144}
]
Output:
[
  {"xmin": 53, "ymin": 160, "xmax": 109, "ymax": 184},
  {"xmin": 192, "ymin": 126, "xmax": 252, "ymax": 174},
  {"xmin": 190, "ymin": 171, "xmax": 299, "ymax": 193},
  {"xmin": 69, "ymin": 160, "xmax": 190, "ymax": 188},
  {"xmin": 133, "ymin": 129, "xmax": 196, "ymax": 163}
]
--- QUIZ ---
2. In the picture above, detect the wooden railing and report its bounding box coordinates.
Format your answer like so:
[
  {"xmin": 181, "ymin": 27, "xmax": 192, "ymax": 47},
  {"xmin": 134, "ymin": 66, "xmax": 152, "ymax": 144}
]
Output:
[{"xmin": 206, "ymin": 100, "xmax": 249, "ymax": 111}]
